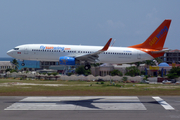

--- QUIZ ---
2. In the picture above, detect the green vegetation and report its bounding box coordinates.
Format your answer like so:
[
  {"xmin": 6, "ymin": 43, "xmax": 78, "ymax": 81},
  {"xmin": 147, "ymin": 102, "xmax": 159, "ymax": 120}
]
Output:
[
  {"xmin": 91, "ymin": 63, "xmax": 103, "ymax": 67},
  {"xmin": 143, "ymin": 75, "xmax": 148, "ymax": 80},
  {"xmin": 11, "ymin": 59, "xmax": 19, "ymax": 70},
  {"xmin": 125, "ymin": 66, "xmax": 140, "ymax": 76},
  {"xmin": 5, "ymin": 69, "xmax": 17, "ymax": 73},
  {"xmin": 154, "ymin": 57, "xmax": 163, "ymax": 64},
  {"xmin": 167, "ymin": 66, "xmax": 180, "ymax": 79},
  {"xmin": 0, "ymin": 79, "xmax": 180, "ymax": 96},
  {"xmin": 75, "ymin": 66, "xmax": 91, "ymax": 76},
  {"xmin": 110, "ymin": 69, "xmax": 123, "ymax": 76},
  {"xmin": 122, "ymin": 77, "xmax": 128, "ymax": 82}
]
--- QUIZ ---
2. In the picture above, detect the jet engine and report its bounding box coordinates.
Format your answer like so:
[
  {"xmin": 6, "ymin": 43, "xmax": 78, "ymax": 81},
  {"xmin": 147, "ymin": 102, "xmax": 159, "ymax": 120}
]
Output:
[{"xmin": 59, "ymin": 56, "xmax": 76, "ymax": 65}]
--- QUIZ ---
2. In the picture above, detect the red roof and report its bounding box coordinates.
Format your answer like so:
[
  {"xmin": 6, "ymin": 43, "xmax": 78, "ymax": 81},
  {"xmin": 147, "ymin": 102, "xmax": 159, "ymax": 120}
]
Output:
[{"xmin": 169, "ymin": 49, "xmax": 180, "ymax": 52}]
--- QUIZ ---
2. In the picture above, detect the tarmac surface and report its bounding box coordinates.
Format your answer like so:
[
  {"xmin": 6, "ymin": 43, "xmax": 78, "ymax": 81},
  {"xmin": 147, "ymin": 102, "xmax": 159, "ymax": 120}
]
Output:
[{"xmin": 0, "ymin": 96, "xmax": 180, "ymax": 120}]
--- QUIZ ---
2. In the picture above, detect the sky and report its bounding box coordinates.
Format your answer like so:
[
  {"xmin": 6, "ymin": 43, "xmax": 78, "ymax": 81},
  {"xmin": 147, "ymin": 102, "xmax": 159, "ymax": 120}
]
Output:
[{"xmin": 0, "ymin": 0, "xmax": 180, "ymax": 57}]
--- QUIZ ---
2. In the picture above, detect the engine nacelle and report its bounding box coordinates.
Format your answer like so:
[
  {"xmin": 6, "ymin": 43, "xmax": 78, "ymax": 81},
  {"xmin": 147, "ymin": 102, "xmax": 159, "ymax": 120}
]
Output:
[{"xmin": 59, "ymin": 56, "xmax": 76, "ymax": 65}]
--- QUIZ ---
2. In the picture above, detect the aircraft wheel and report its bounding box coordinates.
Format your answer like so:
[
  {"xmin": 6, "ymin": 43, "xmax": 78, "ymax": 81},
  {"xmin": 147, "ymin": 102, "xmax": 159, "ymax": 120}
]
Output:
[
  {"xmin": 84, "ymin": 65, "xmax": 91, "ymax": 70},
  {"xmin": 21, "ymin": 63, "xmax": 25, "ymax": 66}
]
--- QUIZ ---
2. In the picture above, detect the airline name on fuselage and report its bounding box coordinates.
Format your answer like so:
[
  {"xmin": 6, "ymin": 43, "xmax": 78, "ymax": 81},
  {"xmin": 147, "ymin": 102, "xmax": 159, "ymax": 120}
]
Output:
[
  {"xmin": 123, "ymin": 51, "xmax": 132, "ymax": 52},
  {"xmin": 40, "ymin": 45, "xmax": 71, "ymax": 51}
]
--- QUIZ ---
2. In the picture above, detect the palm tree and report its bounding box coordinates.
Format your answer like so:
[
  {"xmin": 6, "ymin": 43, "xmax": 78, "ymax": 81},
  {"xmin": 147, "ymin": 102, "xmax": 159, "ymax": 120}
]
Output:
[
  {"xmin": 135, "ymin": 62, "xmax": 141, "ymax": 68},
  {"xmin": 155, "ymin": 57, "xmax": 163, "ymax": 64},
  {"xmin": 125, "ymin": 66, "xmax": 140, "ymax": 76},
  {"xmin": 110, "ymin": 69, "xmax": 123, "ymax": 76},
  {"xmin": 11, "ymin": 59, "xmax": 19, "ymax": 70},
  {"xmin": 144, "ymin": 60, "xmax": 155, "ymax": 67}
]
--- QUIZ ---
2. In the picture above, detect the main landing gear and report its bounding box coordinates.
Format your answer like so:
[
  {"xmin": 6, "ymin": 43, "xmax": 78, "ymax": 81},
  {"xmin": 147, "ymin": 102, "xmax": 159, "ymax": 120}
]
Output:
[
  {"xmin": 84, "ymin": 64, "xmax": 91, "ymax": 70},
  {"xmin": 21, "ymin": 60, "xmax": 25, "ymax": 66}
]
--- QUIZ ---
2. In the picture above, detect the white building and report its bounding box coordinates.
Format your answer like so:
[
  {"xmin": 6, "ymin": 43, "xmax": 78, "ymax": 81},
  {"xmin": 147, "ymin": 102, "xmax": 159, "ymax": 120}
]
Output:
[
  {"xmin": 0, "ymin": 61, "xmax": 15, "ymax": 73},
  {"xmin": 91, "ymin": 63, "xmax": 146, "ymax": 76}
]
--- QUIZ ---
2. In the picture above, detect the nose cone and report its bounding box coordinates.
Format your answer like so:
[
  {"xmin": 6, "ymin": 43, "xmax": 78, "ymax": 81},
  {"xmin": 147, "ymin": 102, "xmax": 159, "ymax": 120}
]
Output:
[{"xmin": 7, "ymin": 49, "xmax": 13, "ymax": 57}]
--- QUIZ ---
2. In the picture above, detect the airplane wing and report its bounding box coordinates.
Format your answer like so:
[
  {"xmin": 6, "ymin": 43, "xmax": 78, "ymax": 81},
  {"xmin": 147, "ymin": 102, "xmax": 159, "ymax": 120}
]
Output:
[{"xmin": 75, "ymin": 38, "xmax": 112, "ymax": 62}]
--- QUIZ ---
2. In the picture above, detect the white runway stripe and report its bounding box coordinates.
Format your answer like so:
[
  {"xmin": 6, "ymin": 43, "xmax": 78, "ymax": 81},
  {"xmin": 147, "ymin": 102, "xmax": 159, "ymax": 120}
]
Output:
[{"xmin": 152, "ymin": 97, "xmax": 175, "ymax": 110}]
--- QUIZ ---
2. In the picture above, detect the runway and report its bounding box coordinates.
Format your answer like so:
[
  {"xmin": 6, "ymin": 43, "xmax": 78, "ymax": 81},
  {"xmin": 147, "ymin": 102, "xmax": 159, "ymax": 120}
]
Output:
[
  {"xmin": 0, "ymin": 96, "xmax": 180, "ymax": 120},
  {"xmin": 5, "ymin": 96, "xmax": 147, "ymax": 110}
]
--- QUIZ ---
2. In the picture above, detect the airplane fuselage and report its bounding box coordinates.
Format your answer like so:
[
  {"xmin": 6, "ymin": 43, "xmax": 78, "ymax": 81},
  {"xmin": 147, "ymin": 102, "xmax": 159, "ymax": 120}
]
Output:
[{"xmin": 7, "ymin": 44, "xmax": 153, "ymax": 64}]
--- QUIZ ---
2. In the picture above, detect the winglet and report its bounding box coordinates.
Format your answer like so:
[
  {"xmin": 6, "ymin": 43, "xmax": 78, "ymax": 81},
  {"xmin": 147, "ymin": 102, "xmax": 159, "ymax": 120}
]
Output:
[{"xmin": 101, "ymin": 38, "xmax": 112, "ymax": 51}]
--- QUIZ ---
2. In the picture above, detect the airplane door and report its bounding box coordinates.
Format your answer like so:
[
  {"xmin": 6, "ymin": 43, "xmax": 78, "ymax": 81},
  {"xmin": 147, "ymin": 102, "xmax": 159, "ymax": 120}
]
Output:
[
  {"xmin": 24, "ymin": 47, "xmax": 28, "ymax": 54},
  {"xmin": 23, "ymin": 46, "xmax": 30, "ymax": 60},
  {"xmin": 137, "ymin": 51, "xmax": 141, "ymax": 59}
]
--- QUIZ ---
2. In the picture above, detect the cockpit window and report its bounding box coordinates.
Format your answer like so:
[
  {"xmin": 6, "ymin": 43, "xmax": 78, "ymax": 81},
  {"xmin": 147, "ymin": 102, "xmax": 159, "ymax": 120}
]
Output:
[{"xmin": 14, "ymin": 48, "xmax": 19, "ymax": 50}]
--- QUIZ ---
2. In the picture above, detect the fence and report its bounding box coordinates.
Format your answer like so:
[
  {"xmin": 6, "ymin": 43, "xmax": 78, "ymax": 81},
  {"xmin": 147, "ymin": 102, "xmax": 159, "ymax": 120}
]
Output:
[{"xmin": 4, "ymin": 72, "xmax": 142, "ymax": 82}]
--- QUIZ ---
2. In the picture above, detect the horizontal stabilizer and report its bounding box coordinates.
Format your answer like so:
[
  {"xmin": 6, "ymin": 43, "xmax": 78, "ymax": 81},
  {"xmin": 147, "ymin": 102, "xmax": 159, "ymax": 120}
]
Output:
[{"xmin": 151, "ymin": 48, "xmax": 170, "ymax": 53}]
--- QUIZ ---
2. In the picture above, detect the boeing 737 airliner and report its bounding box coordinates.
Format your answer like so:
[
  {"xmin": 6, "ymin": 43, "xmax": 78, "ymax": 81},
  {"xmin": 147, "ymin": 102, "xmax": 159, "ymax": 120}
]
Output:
[{"xmin": 7, "ymin": 19, "xmax": 171, "ymax": 70}]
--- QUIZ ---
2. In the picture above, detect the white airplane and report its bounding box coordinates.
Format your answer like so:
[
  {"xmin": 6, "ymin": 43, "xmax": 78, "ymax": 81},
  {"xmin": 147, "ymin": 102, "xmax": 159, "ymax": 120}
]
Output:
[{"xmin": 7, "ymin": 19, "xmax": 171, "ymax": 70}]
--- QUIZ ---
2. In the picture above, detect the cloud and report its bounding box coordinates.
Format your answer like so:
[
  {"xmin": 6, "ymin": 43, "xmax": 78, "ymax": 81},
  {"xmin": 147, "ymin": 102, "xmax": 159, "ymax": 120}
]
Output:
[
  {"xmin": 106, "ymin": 20, "xmax": 125, "ymax": 28},
  {"xmin": 145, "ymin": 8, "xmax": 160, "ymax": 24},
  {"xmin": 146, "ymin": 8, "xmax": 158, "ymax": 19},
  {"xmin": 97, "ymin": 20, "xmax": 126, "ymax": 37},
  {"xmin": 97, "ymin": 20, "xmax": 125, "ymax": 33},
  {"xmin": 134, "ymin": 30, "xmax": 142, "ymax": 35}
]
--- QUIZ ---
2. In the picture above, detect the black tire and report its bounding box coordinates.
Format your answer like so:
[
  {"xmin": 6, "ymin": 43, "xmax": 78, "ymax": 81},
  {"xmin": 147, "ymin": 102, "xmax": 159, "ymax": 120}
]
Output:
[
  {"xmin": 21, "ymin": 63, "xmax": 25, "ymax": 66},
  {"xmin": 84, "ymin": 65, "xmax": 91, "ymax": 70}
]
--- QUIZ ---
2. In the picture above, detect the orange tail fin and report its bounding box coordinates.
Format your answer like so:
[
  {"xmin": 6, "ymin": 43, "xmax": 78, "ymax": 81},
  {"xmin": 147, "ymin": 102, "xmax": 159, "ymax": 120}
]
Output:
[{"xmin": 129, "ymin": 19, "xmax": 171, "ymax": 50}]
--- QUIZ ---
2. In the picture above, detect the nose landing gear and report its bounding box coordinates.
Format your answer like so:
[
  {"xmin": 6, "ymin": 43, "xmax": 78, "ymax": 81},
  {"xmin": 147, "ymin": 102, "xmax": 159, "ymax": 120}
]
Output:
[{"xmin": 21, "ymin": 63, "xmax": 25, "ymax": 66}]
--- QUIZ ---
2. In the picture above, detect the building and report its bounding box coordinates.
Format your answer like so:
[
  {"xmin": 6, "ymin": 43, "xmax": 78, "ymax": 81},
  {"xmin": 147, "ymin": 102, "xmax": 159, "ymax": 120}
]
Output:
[
  {"xmin": 40, "ymin": 61, "xmax": 59, "ymax": 69},
  {"xmin": 159, "ymin": 49, "xmax": 180, "ymax": 64},
  {"xmin": 91, "ymin": 63, "xmax": 146, "ymax": 76},
  {"xmin": 0, "ymin": 57, "xmax": 40, "ymax": 71},
  {"xmin": 18, "ymin": 60, "xmax": 40, "ymax": 71},
  {"xmin": 147, "ymin": 62, "xmax": 172, "ymax": 77},
  {"xmin": 0, "ymin": 61, "xmax": 15, "ymax": 73}
]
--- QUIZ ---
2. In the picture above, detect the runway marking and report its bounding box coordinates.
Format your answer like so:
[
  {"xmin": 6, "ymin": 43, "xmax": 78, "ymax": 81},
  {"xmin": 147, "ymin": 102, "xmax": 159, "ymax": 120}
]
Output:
[
  {"xmin": 4, "ymin": 96, "xmax": 146, "ymax": 110},
  {"xmin": 152, "ymin": 97, "xmax": 175, "ymax": 110}
]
